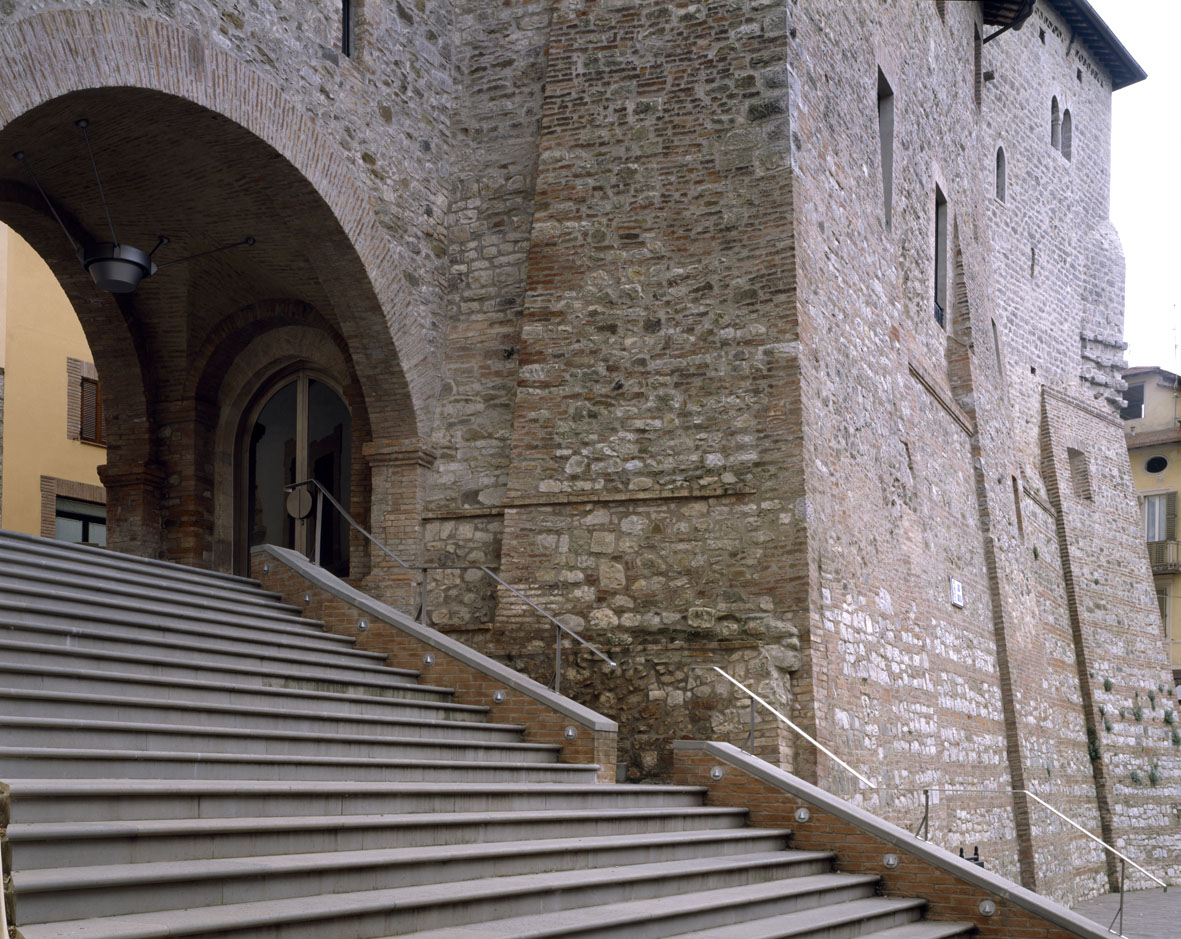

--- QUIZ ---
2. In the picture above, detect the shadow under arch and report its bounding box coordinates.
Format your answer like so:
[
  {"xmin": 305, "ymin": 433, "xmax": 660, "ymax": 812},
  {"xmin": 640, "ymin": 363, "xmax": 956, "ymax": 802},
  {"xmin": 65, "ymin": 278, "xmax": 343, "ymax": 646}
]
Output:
[{"xmin": 0, "ymin": 81, "xmax": 420, "ymax": 564}]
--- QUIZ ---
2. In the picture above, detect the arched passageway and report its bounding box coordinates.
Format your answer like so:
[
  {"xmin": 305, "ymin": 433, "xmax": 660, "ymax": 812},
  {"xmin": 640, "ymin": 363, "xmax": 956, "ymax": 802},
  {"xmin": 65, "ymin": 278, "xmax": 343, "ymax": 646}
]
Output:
[{"xmin": 0, "ymin": 84, "xmax": 421, "ymax": 578}]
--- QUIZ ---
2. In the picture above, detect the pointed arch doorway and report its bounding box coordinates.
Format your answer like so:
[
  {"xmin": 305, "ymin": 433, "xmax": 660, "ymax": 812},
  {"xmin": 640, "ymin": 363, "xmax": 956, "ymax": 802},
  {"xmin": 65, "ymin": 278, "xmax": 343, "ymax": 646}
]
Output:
[{"xmin": 239, "ymin": 370, "xmax": 351, "ymax": 576}]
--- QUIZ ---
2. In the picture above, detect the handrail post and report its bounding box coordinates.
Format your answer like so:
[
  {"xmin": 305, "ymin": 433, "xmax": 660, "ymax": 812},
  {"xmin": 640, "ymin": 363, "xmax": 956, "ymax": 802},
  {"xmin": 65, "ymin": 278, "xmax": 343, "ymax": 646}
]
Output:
[
  {"xmin": 554, "ymin": 626, "xmax": 562, "ymax": 694},
  {"xmin": 312, "ymin": 486, "xmax": 324, "ymax": 567},
  {"xmin": 1, "ymin": 843, "xmax": 8, "ymax": 939},
  {"xmin": 419, "ymin": 568, "xmax": 429, "ymax": 626},
  {"xmin": 746, "ymin": 696, "xmax": 756, "ymax": 753}
]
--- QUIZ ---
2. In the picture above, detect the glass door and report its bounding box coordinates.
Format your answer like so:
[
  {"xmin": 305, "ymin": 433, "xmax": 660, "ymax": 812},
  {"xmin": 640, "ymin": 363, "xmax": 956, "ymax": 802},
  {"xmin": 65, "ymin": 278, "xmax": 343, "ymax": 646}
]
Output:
[{"xmin": 242, "ymin": 372, "xmax": 350, "ymax": 575}]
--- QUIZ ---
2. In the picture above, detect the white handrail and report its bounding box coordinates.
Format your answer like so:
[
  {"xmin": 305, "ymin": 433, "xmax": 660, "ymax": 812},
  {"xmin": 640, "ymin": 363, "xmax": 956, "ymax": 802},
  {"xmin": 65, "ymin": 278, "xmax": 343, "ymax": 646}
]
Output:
[{"xmin": 700, "ymin": 666, "xmax": 878, "ymax": 789}]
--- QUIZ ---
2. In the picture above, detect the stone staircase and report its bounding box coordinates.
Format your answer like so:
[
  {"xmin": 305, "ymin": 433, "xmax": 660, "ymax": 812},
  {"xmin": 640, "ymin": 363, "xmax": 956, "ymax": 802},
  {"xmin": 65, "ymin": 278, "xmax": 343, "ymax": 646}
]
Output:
[{"xmin": 0, "ymin": 529, "xmax": 972, "ymax": 938}]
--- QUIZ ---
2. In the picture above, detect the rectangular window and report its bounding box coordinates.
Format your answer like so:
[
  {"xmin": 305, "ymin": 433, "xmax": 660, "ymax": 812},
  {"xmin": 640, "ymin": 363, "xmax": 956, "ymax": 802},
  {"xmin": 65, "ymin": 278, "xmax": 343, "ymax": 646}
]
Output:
[
  {"xmin": 1011, "ymin": 475, "xmax": 1024, "ymax": 538},
  {"xmin": 973, "ymin": 25, "xmax": 982, "ymax": 110},
  {"xmin": 55, "ymin": 497, "xmax": 107, "ymax": 546},
  {"xmin": 341, "ymin": 0, "xmax": 354, "ymax": 56},
  {"xmin": 1145, "ymin": 493, "xmax": 1169, "ymax": 542},
  {"xmin": 1120, "ymin": 383, "xmax": 1145, "ymax": 421},
  {"xmin": 80, "ymin": 377, "xmax": 103, "ymax": 443},
  {"xmin": 877, "ymin": 69, "xmax": 894, "ymax": 230},
  {"xmin": 934, "ymin": 186, "xmax": 947, "ymax": 328}
]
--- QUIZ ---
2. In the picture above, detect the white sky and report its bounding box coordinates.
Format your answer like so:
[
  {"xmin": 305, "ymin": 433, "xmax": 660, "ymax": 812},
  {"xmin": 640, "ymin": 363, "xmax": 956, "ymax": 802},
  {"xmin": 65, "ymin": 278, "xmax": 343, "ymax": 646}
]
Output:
[{"xmin": 1087, "ymin": 0, "xmax": 1181, "ymax": 373}]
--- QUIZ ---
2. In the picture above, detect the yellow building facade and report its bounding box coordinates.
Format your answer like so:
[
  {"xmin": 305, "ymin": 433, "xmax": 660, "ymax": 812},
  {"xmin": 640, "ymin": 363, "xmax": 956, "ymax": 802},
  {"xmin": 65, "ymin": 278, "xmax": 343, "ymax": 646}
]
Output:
[
  {"xmin": 0, "ymin": 224, "xmax": 107, "ymax": 541},
  {"xmin": 1123, "ymin": 365, "xmax": 1181, "ymax": 685}
]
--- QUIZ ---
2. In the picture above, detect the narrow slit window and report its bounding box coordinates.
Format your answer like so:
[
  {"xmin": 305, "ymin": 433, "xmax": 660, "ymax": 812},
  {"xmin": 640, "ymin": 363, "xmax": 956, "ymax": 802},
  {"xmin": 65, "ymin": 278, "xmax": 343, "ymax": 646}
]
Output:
[
  {"xmin": 80, "ymin": 377, "xmax": 104, "ymax": 444},
  {"xmin": 973, "ymin": 25, "xmax": 982, "ymax": 110},
  {"xmin": 877, "ymin": 69, "xmax": 895, "ymax": 230},
  {"xmin": 1061, "ymin": 109, "xmax": 1072, "ymax": 161},
  {"xmin": 341, "ymin": 0, "xmax": 354, "ymax": 56},
  {"xmin": 1067, "ymin": 447, "xmax": 1092, "ymax": 502},
  {"xmin": 991, "ymin": 317, "xmax": 1004, "ymax": 374},
  {"xmin": 1051, "ymin": 97, "xmax": 1061, "ymax": 150},
  {"xmin": 1012, "ymin": 476, "xmax": 1024, "ymax": 538},
  {"xmin": 995, "ymin": 147, "xmax": 1006, "ymax": 202},
  {"xmin": 934, "ymin": 186, "xmax": 948, "ymax": 328}
]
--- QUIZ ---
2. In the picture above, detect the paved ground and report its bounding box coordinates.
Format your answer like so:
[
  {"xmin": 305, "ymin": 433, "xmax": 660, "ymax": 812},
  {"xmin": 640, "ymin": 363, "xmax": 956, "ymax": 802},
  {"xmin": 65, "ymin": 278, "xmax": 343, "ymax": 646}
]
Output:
[{"xmin": 1071, "ymin": 888, "xmax": 1178, "ymax": 938}]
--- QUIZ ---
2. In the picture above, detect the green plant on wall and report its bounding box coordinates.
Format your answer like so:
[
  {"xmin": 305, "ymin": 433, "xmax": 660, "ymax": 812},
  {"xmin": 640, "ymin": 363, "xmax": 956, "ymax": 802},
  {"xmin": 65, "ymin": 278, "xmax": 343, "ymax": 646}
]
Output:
[
  {"xmin": 1103, "ymin": 677, "xmax": 1113, "ymax": 692},
  {"xmin": 1165, "ymin": 709, "xmax": 1176, "ymax": 726},
  {"xmin": 1103, "ymin": 716, "xmax": 1114, "ymax": 733},
  {"xmin": 1172, "ymin": 729, "xmax": 1181, "ymax": 747},
  {"xmin": 1148, "ymin": 762, "xmax": 1162, "ymax": 787},
  {"xmin": 1133, "ymin": 705, "xmax": 1144, "ymax": 722},
  {"xmin": 1130, "ymin": 769, "xmax": 1143, "ymax": 785},
  {"xmin": 1148, "ymin": 688, "xmax": 1157, "ymax": 708},
  {"xmin": 1087, "ymin": 730, "xmax": 1102, "ymax": 762}
]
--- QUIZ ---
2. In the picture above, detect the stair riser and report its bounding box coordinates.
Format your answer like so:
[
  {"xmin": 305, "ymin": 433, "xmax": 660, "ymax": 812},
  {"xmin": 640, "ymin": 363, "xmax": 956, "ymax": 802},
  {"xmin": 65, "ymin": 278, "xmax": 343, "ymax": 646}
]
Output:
[
  {"xmin": 0, "ymin": 669, "xmax": 479, "ymax": 719},
  {"xmin": 12, "ymin": 814, "xmax": 746, "ymax": 868},
  {"xmin": 0, "ymin": 754, "xmax": 599, "ymax": 785},
  {"xmin": 9, "ymin": 789, "xmax": 707, "ymax": 824},
  {"xmin": 0, "ymin": 614, "xmax": 383, "ymax": 668},
  {"xmin": 0, "ymin": 725, "xmax": 556, "ymax": 762},
  {"xmin": 0, "ymin": 602, "xmax": 360, "ymax": 656},
  {"xmin": 0, "ymin": 697, "xmax": 520, "ymax": 744},
  {"xmin": 0, "ymin": 560, "xmax": 300, "ymax": 618},
  {"xmin": 16, "ymin": 838, "xmax": 803, "ymax": 923},
  {"xmin": 148, "ymin": 878, "xmax": 879, "ymax": 939},
  {"xmin": 0, "ymin": 646, "xmax": 440, "ymax": 699},
  {"xmin": 0, "ymin": 624, "xmax": 396, "ymax": 678},
  {"xmin": 0, "ymin": 533, "xmax": 261, "ymax": 595},
  {"xmin": 0, "ymin": 585, "xmax": 318, "ymax": 637},
  {"xmin": 572, "ymin": 902, "xmax": 926, "ymax": 939}
]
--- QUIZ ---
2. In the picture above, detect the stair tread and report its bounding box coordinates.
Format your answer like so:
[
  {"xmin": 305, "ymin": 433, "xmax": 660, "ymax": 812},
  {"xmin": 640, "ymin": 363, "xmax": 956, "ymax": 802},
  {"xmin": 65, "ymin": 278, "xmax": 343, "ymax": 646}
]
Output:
[
  {"xmin": 852, "ymin": 923, "xmax": 976, "ymax": 939},
  {"xmin": 6, "ymin": 778, "xmax": 703, "ymax": 798},
  {"xmin": 0, "ymin": 662, "xmax": 486, "ymax": 712},
  {"xmin": 0, "ymin": 530, "xmax": 260, "ymax": 587},
  {"xmin": 398, "ymin": 894, "xmax": 925, "ymax": 939},
  {"xmin": 15, "ymin": 839, "xmax": 818, "ymax": 891},
  {"xmin": 15, "ymin": 868, "xmax": 878, "ymax": 938},
  {"xmin": 9, "ymin": 805, "xmax": 746, "ymax": 840},
  {"xmin": 0, "ymin": 715, "xmax": 552, "ymax": 750},
  {"xmin": 0, "ymin": 636, "xmax": 434, "ymax": 690},
  {"xmin": 0, "ymin": 687, "xmax": 517, "ymax": 733},
  {"xmin": 0, "ymin": 613, "xmax": 391, "ymax": 664}
]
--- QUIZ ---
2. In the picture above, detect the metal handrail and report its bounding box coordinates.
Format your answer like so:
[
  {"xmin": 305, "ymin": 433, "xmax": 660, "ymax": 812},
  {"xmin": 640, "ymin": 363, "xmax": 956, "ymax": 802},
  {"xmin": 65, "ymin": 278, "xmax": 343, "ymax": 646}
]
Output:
[
  {"xmin": 693, "ymin": 666, "xmax": 878, "ymax": 789},
  {"xmin": 911, "ymin": 786, "xmax": 1167, "ymax": 890},
  {"xmin": 1, "ymin": 838, "xmax": 8, "ymax": 936},
  {"xmin": 283, "ymin": 479, "xmax": 617, "ymax": 691}
]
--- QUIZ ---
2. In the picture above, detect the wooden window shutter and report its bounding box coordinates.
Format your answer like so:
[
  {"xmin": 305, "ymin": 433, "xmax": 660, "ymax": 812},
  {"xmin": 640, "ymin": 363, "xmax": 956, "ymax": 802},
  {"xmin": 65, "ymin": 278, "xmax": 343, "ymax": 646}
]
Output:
[
  {"xmin": 80, "ymin": 377, "xmax": 103, "ymax": 443},
  {"xmin": 1167, "ymin": 491, "xmax": 1177, "ymax": 542}
]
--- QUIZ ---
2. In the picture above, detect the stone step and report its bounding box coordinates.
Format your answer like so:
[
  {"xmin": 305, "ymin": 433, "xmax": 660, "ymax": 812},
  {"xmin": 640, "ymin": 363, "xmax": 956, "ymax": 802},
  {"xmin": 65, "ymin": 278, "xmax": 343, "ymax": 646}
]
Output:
[
  {"xmin": 6, "ymin": 778, "xmax": 709, "ymax": 823},
  {"xmin": 0, "ymin": 663, "xmax": 479, "ymax": 717},
  {"xmin": 0, "ymin": 556, "xmax": 303, "ymax": 620},
  {"xmin": 13, "ymin": 835, "xmax": 814, "ymax": 923},
  {"xmin": 399, "ymin": 893, "xmax": 929, "ymax": 939},
  {"xmin": 0, "ymin": 638, "xmax": 438, "ymax": 698},
  {"xmin": 0, "ymin": 688, "xmax": 522, "ymax": 747},
  {"xmin": 13, "ymin": 865, "xmax": 880, "ymax": 939},
  {"xmin": 0, "ymin": 716, "xmax": 558, "ymax": 763},
  {"xmin": 0, "ymin": 586, "xmax": 362, "ymax": 651},
  {"xmin": 8, "ymin": 805, "xmax": 747, "ymax": 868},
  {"xmin": 0, "ymin": 580, "xmax": 341, "ymax": 645},
  {"xmin": 0, "ymin": 617, "xmax": 400, "ymax": 678},
  {"xmin": 0, "ymin": 747, "xmax": 601, "ymax": 787},
  {"xmin": 0, "ymin": 529, "xmax": 262, "ymax": 593}
]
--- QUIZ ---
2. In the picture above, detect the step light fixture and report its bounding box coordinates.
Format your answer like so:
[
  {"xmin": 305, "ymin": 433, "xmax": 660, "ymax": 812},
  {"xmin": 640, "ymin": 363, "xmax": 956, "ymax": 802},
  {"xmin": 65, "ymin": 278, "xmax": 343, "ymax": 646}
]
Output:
[{"xmin": 14, "ymin": 118, "xmax": 254, "ymax": 293}]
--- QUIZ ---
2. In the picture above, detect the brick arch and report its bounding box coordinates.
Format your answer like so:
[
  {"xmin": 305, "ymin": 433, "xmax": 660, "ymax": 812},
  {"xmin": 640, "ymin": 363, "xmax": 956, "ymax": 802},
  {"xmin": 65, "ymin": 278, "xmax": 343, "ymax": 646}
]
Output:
[{"xmin": 0, "ymin": 8, "xmax": 425, "ymax": 442}]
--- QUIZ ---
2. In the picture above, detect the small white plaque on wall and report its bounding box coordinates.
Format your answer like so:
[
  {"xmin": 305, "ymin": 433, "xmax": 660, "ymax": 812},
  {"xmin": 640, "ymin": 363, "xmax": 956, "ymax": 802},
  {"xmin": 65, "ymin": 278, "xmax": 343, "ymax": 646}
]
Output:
[{"xmin": 949, "ymin": 577, "xmax": 964, "ymax": 609}]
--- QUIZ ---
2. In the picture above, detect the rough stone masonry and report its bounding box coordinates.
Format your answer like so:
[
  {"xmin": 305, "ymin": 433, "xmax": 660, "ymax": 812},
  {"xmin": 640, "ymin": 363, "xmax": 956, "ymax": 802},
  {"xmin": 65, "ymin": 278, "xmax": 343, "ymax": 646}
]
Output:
[{"xmin": 0, "ymin": 0, "xmax": 1174, "ymax": 907}]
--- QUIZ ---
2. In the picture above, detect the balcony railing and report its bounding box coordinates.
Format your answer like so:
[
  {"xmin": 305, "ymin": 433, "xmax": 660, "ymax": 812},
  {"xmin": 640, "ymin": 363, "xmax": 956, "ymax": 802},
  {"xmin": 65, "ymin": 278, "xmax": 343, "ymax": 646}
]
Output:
[{"xmin": 1147, "ymin": 539, "xmax": 1181, "ymax": 573}]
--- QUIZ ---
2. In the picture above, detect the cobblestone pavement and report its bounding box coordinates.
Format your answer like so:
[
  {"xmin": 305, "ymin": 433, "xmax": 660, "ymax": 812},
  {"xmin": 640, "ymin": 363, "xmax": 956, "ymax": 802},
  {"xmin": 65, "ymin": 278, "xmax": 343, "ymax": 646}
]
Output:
[{"xmin": 1072, "ymin": 888, "xmax": 1178, "ymax": 938}]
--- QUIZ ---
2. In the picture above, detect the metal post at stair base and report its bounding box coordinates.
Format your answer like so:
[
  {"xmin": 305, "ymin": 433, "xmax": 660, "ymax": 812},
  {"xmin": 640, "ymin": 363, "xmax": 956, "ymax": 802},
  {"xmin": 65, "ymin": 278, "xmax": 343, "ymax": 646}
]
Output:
[
  {"xmin": 420, "ymin": 568, "xmax": 429, "ymax": 626},
  {"xmin": 914, "ymin": 789, "xmax": 931, "ymax": 841},
  {"xmin": 313, "ymin": 487, "xmax": 324, "ymax": 567},
  {"xmin": 745, "ymin": 696, "xmax": 756, "ymax": 754},
  {"xmin": 1, "ymin": 847, "xmax": 9, "ymax": 938},
  {"xmin": 554, "ymin": 626, "xmax": 562, "ymax": 694},
  {"xmin": 1109, "ymin": 858, "xmax": 1126, "ymax": 936}
]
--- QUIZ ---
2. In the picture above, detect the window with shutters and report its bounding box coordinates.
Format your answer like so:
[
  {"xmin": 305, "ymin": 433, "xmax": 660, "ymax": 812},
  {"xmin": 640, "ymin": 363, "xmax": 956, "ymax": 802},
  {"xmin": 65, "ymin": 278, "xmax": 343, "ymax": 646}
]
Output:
[
  {"xmin": 1144, "ymin": 492, "xmax": 1176, "ymax": 543},
  {"xmin": 80, "ymin": 377, "xmax": 103, "ymax": 443}
]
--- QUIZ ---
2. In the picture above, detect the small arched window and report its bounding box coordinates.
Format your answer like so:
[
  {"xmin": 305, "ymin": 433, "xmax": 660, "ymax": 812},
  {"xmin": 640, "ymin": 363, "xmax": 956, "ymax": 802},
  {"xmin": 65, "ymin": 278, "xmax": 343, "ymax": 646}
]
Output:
[
  {"xmin": 1061, "ymin": 109, "xmax": 1072, "ymax": 161},
  {"xmin": 1051, "ymin": 97, "xmax": 1061, "ymax": 150},
  {"xmin": 995, "ymin": 147, "xmax": 1007, "ymax": 202}
]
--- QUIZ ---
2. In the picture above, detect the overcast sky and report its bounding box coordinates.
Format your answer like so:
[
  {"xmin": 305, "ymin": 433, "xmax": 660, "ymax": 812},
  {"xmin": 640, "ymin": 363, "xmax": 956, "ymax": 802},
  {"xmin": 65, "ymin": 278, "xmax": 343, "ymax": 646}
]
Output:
[{"xmin": 1087, "ymin": 0, "xmax": 1180, "ymax": 373}]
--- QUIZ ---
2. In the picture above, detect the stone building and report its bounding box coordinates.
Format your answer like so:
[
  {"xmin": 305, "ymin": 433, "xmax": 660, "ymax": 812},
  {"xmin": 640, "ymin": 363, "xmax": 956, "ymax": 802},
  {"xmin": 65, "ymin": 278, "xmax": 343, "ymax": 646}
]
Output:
[{"xmin": 0, "ymin": 0, "xmax": 1176, "ymax": 906}]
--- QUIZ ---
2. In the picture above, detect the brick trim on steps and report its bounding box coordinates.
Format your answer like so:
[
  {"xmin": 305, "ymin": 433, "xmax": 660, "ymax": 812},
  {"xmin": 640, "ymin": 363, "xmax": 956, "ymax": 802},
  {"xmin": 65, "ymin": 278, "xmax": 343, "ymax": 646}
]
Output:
[
  {"xmin": 673, "ymin": 741, "xmax": 1127, "ymax": 939},
  {"xmin": 251, "ymin": 545, "xmax": 618, "ymax": 782}
]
